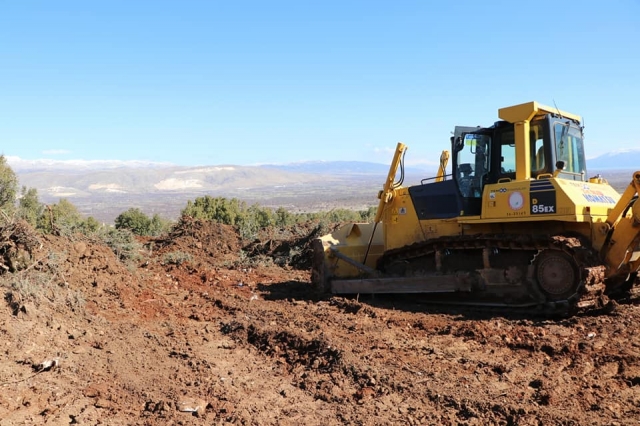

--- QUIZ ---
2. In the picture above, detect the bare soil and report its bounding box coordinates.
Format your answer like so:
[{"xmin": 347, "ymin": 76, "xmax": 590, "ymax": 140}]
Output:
[{"xmin": 1, "ymin": 219, "xmax": 639, "ymax": 425}]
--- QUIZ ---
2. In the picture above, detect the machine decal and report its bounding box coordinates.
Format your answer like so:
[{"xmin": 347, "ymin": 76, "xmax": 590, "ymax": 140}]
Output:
[
  {"xmin": 530, "ymin": 181, "xmax": 556, "ymax": 215},
  {"xmin": 399, "ymin": 207, "xmax": 407, "ymax": 215},
  {"xmin": 508, "ymin": 192, "xmax": 524, "ymax": 210},
  {"xmin": 582, "ymin": 191, "xmax": 617, "ymax": 204}
]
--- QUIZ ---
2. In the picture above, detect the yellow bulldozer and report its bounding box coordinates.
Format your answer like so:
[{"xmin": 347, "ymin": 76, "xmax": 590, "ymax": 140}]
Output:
[{"xmin": 312, "ymin": 101, "xmax": 640, "ymax": 313}]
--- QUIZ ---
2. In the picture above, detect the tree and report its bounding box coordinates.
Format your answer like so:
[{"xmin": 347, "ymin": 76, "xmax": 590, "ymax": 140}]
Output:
[
  {"xmin": 148, "ymin": 214, "xmax": 170, "ymax": 236},
  {"xmin": 36, "ymin": 198, "xmax": 84, "ymax": 234},
  {"xmin": 17, "ymin": 186, "xmax": 43, "ymax": 226},
  {"xmin": 275, "ymin": 207, "xmax": 294, "ymax": 226},
  {"xmin": 0, "ymin": 155, "xmax": 18, "ymax": 213},
  {"xmin": 181, "ymin": 196, "xmax": 246, "ymax": 225},
  {"xmin": 75, "ymin": 216, "xmax": 102, "ymax": 234},
  {"xmin": 115, "ymin": 208, "xmax": 152, "ymax": 235}
]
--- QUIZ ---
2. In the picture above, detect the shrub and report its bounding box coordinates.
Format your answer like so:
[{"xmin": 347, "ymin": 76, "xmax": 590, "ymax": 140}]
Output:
[
  {"xmin": 181, "ymin": 196, "xmax": 246, "ymax": 225},
  {"xmin": 163, "ymin": 250, "xmax": 193, "ymax": 266},
  {"xmin": 36, "ymin": 198, "xmax": 85, "ymax": 235},
  {"xmin": 0, "ymin": 155, "xmax": 18, "ymax": 214},
  {"xmin": 148, "ymin": 214, "xmax": 171, "ymax": 236},
  {"xmin": 115, "ymin": 208, "xmax": 171, "ymax": 236},
  {"xmin": 17, "ymin": 186, "xmax": 43, "ymax": 227},
  {"xmin": 97, "ymin": 227, "xmax": 141, "ymax": 262},
  {"xmin": 115, "ymin": 208, "xmax": 151, "ymax": 235},
  {"xmin": 180, "ymin": 196, "xmax": 378, "ymax": 240}
]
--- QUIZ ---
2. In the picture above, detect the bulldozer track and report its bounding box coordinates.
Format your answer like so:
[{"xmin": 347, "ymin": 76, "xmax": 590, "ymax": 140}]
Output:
[{"xmin": 376, "ymin": 234, "xmax": 608, "ymax": 315}]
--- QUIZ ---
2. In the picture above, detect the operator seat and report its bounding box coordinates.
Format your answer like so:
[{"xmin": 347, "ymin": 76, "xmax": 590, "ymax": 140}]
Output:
[{"xmin": 458, "ymin": 163, "xmax": 474, "ymax": 197}]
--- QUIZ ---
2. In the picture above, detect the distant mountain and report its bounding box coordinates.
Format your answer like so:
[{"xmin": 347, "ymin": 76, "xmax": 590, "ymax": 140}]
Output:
[
  {"xmin": 5, "ymin": 156, "xmax": 172, "ymax": 172},
  {"xmin": 588, "ymin": 149, "xmax": 640, "ymax": 170},
  {"xmin": 15, "ymin": 164, "xmax": 331, "ymax": 198},
  {"xmin": 264, "ymin": 160, "xmax": 426, "ymax": 175},
  {"xmin": 8, "ymin": 157, "xmax": 438, "ymax": 223}
]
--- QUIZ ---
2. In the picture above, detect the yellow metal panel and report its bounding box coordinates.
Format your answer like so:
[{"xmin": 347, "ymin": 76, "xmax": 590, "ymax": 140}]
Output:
[
  {"xmin": 498, "ymin": 101, "xmax": 582, "ymax": 124},
  {"xmin": 499, "ymin": 101, "xmax": 581, "ymax": 182},
  {"xmin": 382, "ymin": 187, "xmax": 427, "ymax": 251},
  {"xmin": 552, "ymin": 178, "xmax": 620, "ymax": 252},
  {"xmin": 555, "ymin": 179, "xmax": 620, "ymax": 216},
  {"xmin": 498, "ymin": 101, "xmax": 538, "ymax": 123},
  {"xmin": 514, "ymin": 120, "xmax": 531, "ymax": 181},
  {"xmin": 605, "ymin": 171, "xmax": 640, "ymax": 227},
  {"xmin": 604, "ymin": 218, "xmax": 640, "ymax": 276},
  {"xmin": 477, "ymin": 177, "xmax": 617, "ymax": 240},
  {"xmin": 481, "ymin": 181, "xmax": 533, "ymax": 220}
]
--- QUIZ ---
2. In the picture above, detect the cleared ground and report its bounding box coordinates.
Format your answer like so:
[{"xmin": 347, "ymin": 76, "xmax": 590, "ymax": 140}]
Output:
[{"xmin": 0, "ymin": 219, "xmax": 639, "ymax": 425}]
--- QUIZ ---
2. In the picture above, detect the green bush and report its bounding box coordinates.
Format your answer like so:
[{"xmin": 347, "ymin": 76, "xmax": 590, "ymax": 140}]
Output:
[
  {"xmin": 181, "ymin": 196, "xmax": 246, "ymax": 225},
  {"xmin": 17, "ymin": 186, "xmax": 43, "ymax": 226},
  {"xmin": 149, "ymin": 214, "xmax": 171, "ymax": 236},
  {"xmin": 115, "ymin": 208, "xmax": 170, "ymax": 236},
  {"xmin": 36, "ymin": 198, "xmax": 92, "ymax": 235},
  {"xmin": 0, "ymin": 155, "xmax": 18, "ymax": 214},
  {"xmin": 97, "ymin": 227, "xmax": 141, "ymax": 262},
  {"xmin": 180, "ymin": 196, "xmax": 377, "ymax": 240},
  {"xmin": 274, "ymin": 206, "xmax": 294, "ymax": 226},
  {"xmin": 76, "ymin": 216, "xmax": 102, "ymax": 234},
  {"xmin": 163, "ymin": 250, "xmax": 193, "ymax": 266},
  {"xmin": 115, "ymin": 208, "xmax": 149, "ymax": 234}
]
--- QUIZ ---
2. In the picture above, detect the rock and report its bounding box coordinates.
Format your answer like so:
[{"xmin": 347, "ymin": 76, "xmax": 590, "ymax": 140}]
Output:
[
  {"xmin": 177, "ymin": 398, "xmax": 207, "ymax": 414},
  {"xmin": 73, "ymin": 242, "xmax": 88, "ymax": 258},
  {"xmin": 83, "ymin": 386, "xmax": 101, "ymax": 398},
  {"xmin": 20, "ymin": 302, "xmax": 34, "ymax": 316},
  {"xmin": 218, "ymin": 339, "xmax": 236, "ymax": 349},
  {"xmin": 145, "ymin": 400, "xmax": 169, "ymax": 413},
  {"xmin": 95, "ymin": 398, "xmax": 112, "ymax": 409}
]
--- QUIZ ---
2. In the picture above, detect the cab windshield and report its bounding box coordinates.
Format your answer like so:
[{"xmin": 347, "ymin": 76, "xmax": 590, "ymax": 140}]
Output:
[{"xmin": 554, "ymin": 122, "xmax": 585, "ymax": 176}]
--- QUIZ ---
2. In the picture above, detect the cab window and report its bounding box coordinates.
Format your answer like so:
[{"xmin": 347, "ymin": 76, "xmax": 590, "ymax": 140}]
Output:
[
  {"xmin": 531, "ymin": 123, "xmax": 545, "ymax": 173},
  {"xmin": 554, "ymin": 122, "xmax": 585, "ymax": 175},
  {"xmin": 457, "ymin": 133, "xmax": 491, "ymax": 197},
  {"xmin": 499, "ymin": 123, "xmax": 546, "ymax": 179},
  {"xmin": 499, "ymin": 130, "xmax": 516, "ymax": 175}
]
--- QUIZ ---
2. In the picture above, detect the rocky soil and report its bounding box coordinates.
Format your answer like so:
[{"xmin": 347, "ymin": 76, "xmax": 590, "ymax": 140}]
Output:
[{"xmin": 0, "ymin": 218, "xmax": 639, "ymax": 425}]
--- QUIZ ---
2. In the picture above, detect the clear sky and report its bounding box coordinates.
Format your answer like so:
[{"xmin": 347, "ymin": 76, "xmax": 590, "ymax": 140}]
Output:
[{"xmin": 1, "ymin": 0, "xmax": 639, "ymax": 167}]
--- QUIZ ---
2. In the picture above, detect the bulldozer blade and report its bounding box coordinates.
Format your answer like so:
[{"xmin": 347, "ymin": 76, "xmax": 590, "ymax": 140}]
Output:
[{"xmin": 329, "ymin": 246, "xmax": 379, "ymax": 276}]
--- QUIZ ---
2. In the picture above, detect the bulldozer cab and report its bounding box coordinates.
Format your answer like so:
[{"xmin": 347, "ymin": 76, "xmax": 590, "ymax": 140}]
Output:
[
  {"xmin": 409, "ymin": 102, "xmax": 587, "ymax": 220},
  {"xmin": 452, "ymin": 112, "xmax": 587, "ymax": 209}
]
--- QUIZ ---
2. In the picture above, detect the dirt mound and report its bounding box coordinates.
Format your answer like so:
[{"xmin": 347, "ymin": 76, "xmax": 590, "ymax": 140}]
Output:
[
  {"xmin": 153, "ymin": 216, "xmax": 242, "ymax": 268},
  {"xmin": 1, "ymin": 218, "xmax": 639, "ymax": 425}
]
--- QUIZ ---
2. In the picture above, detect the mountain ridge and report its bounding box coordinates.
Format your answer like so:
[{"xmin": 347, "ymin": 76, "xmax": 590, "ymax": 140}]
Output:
[
  {"xmin": 9, "ymin": 151, "xmax": 638, "ymax": 224},
  {"xmin": 587, "ymin": 148, "xmax": 640, "ymax": 169}
]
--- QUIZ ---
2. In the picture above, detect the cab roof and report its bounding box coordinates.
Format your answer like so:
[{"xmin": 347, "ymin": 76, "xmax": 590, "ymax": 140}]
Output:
[{"xmin": 498, "ymin": 101, "xmax": 581, "ymax": 124}]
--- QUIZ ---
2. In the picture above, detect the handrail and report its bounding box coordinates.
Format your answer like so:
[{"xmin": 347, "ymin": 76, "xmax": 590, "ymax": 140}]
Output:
[{"xmin": 421, "ymin": 173, "xmax": 452, "ymax": 185}]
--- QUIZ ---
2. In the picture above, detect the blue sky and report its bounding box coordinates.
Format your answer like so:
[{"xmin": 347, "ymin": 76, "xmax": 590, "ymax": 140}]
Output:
[{"xmin": 1, "ymin": 0, "xmax": 639, "ymax": 167}]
